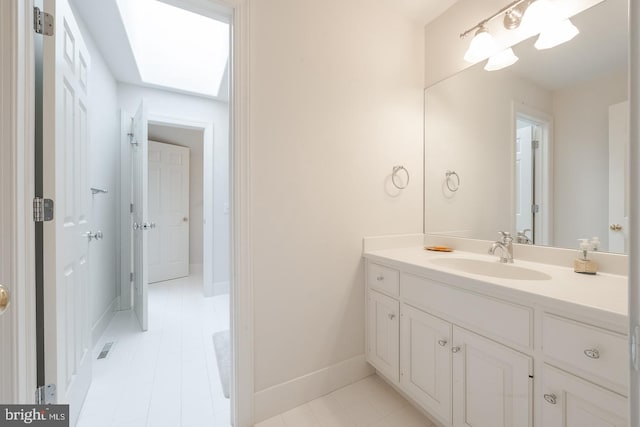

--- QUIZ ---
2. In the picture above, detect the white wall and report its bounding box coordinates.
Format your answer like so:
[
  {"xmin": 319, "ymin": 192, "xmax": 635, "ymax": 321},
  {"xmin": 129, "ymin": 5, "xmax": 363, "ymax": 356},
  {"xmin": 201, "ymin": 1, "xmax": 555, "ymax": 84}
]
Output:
[
  {"xmin": 72, "ymin": 4, "xmax": 120, "ymax": 343},
  {"xmin": 553, "ymin": 67, "xmax": 628, "ymax": 249},
  {"xmin": 425, "ymin": 63, "xmax": 552, "ymax": 240},
  {"xmin": 118, "ymin": 84, "xmax": 229, "ymax": 290},
  {"xmin": 249, "ymin": 0, "xmax": 425, "ymax": 419},
  {"xmin": 148, "ymin": 125, "xmax": 205, "ymax": 269},
  {"xmin": 424, "ymin": 0, "xmax": 604, "ymax": 87}
]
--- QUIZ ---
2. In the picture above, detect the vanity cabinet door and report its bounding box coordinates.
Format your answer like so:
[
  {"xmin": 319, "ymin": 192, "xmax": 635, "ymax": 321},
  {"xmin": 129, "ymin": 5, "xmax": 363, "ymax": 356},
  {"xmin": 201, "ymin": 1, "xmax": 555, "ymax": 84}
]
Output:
[
  {"xmin": 541, "ymin": 365, "xmax": 627, "ymax": 427},
  {"xmin": 367, "ymin": 290, "xmax": 400, "ymax": 383},
  {"xmin": 401, "ymin": 304, "xmax": 452, "ymax": 425},
  {"xmin": 452, "ymin": 326, "xmax": 532, "ymax": 427}
]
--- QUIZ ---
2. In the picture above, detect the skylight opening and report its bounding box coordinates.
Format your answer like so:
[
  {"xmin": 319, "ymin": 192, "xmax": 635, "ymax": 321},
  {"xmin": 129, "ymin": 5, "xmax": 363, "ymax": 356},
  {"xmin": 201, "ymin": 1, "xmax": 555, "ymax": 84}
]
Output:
[{"xmin": 116, "ymin": 0, "xmax": 229, "ymax": 97}]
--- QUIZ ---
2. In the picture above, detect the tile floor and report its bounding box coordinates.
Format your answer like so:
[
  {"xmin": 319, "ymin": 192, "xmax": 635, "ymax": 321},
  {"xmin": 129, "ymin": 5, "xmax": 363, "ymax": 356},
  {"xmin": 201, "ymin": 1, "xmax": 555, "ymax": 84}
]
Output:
[
  {"xmin": 77, "ymin": 274, "xmax": 230, "ymax": 427},
  {"xmin": 255, "ymin": 375, "xmax": 438, "ymax": 427}
]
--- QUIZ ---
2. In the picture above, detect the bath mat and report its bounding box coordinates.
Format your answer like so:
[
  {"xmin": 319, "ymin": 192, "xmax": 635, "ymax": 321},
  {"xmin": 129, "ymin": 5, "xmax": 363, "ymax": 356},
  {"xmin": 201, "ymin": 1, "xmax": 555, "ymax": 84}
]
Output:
[{"xmin": 213, "ymin": 330, "xmax": 230, "ymax": 399}]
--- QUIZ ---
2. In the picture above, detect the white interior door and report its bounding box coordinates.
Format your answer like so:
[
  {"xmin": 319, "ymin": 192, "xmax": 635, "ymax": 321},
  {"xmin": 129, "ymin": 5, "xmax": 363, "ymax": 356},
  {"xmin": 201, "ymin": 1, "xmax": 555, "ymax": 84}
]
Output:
[
  {"xmin": 43, "ymin": 0, "xmax": 92, "ymax": 422},
  {"xmin": 608, "ymin": 101, "xmax": 629, "ymax": 253},
  {"xmin": 148, "ymin": 141, "xmax": 190, "ymax": 283},
  {"xmin": 132, "ymin": 101, "xmax": 149, "ymax": 331}
]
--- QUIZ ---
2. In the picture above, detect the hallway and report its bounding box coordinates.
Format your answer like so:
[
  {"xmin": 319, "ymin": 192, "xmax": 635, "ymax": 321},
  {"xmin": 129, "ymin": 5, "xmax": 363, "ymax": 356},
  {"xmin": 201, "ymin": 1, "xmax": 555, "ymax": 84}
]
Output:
[{"xmin": 77, "ymin": 275, "xmax": 230, "ymax": 427}]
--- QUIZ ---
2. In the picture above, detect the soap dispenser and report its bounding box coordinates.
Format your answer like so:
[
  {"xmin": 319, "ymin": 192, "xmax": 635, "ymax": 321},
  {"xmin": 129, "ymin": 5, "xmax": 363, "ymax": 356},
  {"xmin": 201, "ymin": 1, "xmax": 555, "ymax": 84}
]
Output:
[{"xmin": 574, "ymin": 238, "xmax": 597, "ymax": 275}]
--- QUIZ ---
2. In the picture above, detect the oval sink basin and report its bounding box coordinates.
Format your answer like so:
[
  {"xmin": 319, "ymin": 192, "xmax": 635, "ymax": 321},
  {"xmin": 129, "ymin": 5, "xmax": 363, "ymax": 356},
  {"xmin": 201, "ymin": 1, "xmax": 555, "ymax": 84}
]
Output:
[{"xmin": 430, "ymin": 258, "xmax": 552, "ymax": 281}]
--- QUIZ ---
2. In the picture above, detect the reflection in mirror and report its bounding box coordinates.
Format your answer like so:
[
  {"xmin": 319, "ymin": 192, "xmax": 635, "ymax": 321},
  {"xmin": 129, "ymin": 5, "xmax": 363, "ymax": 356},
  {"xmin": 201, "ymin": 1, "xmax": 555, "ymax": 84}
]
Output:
[{"xmin": 424, "ymin": 0, "xmax": 628, "ymax": 253}]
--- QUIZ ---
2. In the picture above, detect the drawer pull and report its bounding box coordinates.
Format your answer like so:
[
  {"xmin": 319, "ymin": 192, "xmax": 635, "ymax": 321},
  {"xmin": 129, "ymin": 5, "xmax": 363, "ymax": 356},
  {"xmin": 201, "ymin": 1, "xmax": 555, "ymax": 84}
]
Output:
[
  {"xmin": 388, "ymin": 313, "xmax": 395, "ymax": 320},
  {"xmin": 451, "ymin": 346, "xmax": 461, "ymax": 353},
  {"xmin": 376, "ymin": 275, "xmax": 384, "ymax": 281},
  {"xmin": 544, "ymin": 394, "xmax": 557, "ymax": 405},
  {"xmin": 438, "ymin": 339, "xmax": 448, "ymax": 347},
  {"xmin": 584, "ymin": 349, "xmax": 600, "ymax": 359}
]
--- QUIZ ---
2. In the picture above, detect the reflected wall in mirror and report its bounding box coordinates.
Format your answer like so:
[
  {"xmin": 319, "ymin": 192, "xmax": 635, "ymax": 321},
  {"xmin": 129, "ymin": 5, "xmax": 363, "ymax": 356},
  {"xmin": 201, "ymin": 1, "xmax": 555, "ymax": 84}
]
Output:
[{"xmin": 424, "ymin": 0, "xmax": 628, "ymax": 253}]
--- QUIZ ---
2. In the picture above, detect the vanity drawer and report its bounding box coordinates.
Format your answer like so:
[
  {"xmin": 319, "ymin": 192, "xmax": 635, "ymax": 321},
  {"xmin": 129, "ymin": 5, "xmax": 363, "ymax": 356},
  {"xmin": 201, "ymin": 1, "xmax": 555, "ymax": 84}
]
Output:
[
  {"xmin": 402, "ymin": 273, "xmax": 532, "ymax": 349},
  {"xmin": 542, "ymin": 314, "xmax": 627, "ymax": 390},
  {"xmin": 367, "ymin": 262, "xmax": 400, "ymax": 297}
]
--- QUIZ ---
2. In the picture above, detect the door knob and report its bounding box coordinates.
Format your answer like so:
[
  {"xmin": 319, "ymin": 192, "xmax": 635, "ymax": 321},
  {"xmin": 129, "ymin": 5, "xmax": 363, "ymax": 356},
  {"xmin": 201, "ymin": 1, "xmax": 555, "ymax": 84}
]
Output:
[
  {"xmin": 610, "ymin": 224, "xmax": 623, "ymax": 231},
  {"xmin": 0, "ymin": 285, "xmax": 9, "ymax": 315}
]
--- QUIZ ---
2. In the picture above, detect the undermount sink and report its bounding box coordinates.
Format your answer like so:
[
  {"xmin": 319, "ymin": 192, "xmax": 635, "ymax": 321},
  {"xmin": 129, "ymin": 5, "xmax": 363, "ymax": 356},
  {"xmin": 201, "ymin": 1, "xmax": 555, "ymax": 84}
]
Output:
[{"xmin": 430, "ymin": 258, "xmax": 552, "ymax": 281}]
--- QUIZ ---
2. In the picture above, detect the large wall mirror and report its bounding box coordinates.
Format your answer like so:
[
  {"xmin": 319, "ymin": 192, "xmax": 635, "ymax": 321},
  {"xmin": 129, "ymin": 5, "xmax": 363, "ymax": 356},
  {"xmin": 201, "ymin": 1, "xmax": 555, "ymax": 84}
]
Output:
[{"xmin": 424, "ymin": 0, "xmax": 628, "ymax": 253}]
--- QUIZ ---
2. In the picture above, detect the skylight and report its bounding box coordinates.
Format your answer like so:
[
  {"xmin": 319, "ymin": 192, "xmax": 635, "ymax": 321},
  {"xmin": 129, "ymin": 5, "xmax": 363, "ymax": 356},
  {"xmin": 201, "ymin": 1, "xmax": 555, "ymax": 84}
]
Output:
[{"xmin": 116, "ymin": 0, "xmax": 229, "ymax": 97}]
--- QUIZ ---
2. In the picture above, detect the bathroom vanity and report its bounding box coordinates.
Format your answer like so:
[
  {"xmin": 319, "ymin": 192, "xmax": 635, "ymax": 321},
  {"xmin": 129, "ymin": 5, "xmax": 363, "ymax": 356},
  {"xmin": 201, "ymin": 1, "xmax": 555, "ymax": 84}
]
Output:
[{"xmin": 363, "ymin": 239, "xmax": 628, "ymax": 427}]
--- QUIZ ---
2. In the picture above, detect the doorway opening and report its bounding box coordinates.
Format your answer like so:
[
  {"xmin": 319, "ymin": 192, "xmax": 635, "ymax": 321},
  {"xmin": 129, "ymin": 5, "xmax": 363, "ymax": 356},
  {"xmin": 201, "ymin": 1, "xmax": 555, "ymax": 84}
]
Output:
[
  {"xmin": 514, "ymin": 108, "xmax": 552, "ymax": 247},
  {"xmin": 46, "ymin": 0, "xmax": 234, "ymax": 425}
]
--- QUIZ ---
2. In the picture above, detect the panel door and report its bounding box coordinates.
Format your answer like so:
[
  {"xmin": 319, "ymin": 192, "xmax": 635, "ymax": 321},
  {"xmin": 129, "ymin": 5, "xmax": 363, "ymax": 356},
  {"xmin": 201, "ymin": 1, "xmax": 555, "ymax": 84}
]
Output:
[
  {"xmin": 367, "ymin": 290, "xmax": 399, "ymax": 383},
  {"xmin": 148, "ymin": 141, "xmax": 190, "ymax": 283},
  {"xmin": 401, "ymin": 304, "xmax": 452, "ymax": 424},
  {"xmin": 452, "ymin": 326, "xmax": 532, "ymax": 427},
  {"xmin": 131, "ymin": 101, "xmax": 149, "ymax": 331},
  {"xmin": 43, "ymin": 0, "xmax": 92, "ymax": 423},
  {"xmin": 542, "ymin": 365, "xmax": 627, "ymax": 427}
]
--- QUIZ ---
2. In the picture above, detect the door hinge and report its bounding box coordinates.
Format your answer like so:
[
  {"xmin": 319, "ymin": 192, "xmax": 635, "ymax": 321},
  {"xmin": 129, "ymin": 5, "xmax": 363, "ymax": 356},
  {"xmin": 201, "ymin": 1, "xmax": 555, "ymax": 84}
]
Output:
[
  {"xmin": 532, "ymin": 140, "xmax": 540, "ymax": 150},
  {"xmin": 33, "ymin": 198, "xmax": 54, "ymax": 222},
  {"xmin": 128, "ymin": 118, "xmax": 138, "ymax": 146},
  {"xmin": 531, "ymin": 204, "xmax": 540, "ymax": 214},
  {"xmin": 33, "ymin": 7, "xmax": 54, "ymax": 36},
  {"xmin": 130, "ymin": 272, "xmax": 134, "ymax": 282},
  {"xmin": 130, "ymin": 203, "xmax": 134, "ymax": 213},
  {"xmin": 35, "ymin": 384, "xmax": 56, "ymax": 404}
]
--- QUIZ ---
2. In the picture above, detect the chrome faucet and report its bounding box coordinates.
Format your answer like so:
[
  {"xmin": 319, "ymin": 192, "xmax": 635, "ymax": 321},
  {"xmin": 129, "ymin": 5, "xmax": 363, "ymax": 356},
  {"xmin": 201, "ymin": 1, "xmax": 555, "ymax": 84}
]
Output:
[
  {"xmin": 489, "ymin": 231, "xmax": 514, "ymax": 263},
  {"xmin": 516, "ymin": 228, "xmax": 533, "ymax": 244}
]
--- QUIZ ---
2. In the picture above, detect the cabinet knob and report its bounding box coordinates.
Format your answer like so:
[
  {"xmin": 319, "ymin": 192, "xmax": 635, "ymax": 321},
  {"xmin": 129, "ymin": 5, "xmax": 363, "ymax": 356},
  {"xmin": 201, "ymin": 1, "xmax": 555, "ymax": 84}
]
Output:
[
  {"xmin": 584, "ymin": 349, "xmax": 600, "ymax": 359},
  {"xmin": 610, "ymin": 224, "xmax": 623, "ymax": 231},
  {"xmin": 543, "ymin": 394, "xmax": 557, "ymax": 405},
  {"xmin": 451, "ymin": 346, "xmax": 461, "ymax": 353},
  {"xmin": 388, "ymin": 313, "xmax": 396, "ymax": 320},
  {"xmin": 438, "ymin": 339, "xmax": 448, "ymax": 347},
  {"xmin": 376, "ymin": 275, "xmax": 384, "ymax": 281}
]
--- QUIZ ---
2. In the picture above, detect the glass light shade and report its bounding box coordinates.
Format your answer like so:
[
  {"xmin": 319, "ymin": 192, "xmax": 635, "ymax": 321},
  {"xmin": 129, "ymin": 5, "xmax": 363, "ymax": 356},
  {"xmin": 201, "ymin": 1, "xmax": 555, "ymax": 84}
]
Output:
[
  {"xmin": 463, "ymin": 28, "xmax": 499, "ymax": 63},
  {"xmin": 520, "ymin": 0, "xmax": 559, "ymax": 34},
  {"xmin": 484, "ymin": 48, "xmax": 519, "ymax": 71},
  {"xmin": 535, "ymin": 19, "xmax": 580, "ymax": 50}
]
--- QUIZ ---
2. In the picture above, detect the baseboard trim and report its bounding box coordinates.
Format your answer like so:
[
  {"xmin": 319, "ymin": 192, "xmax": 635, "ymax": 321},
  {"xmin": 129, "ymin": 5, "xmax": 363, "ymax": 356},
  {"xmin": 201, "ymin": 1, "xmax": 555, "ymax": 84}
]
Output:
[
  {"xmin": 254, "ymin": 354, "xmax": 375, "ymax": 423},
  {"xmin": 213, "ymin": 280, "xmax": 230, "ymax": 296},
  {"xmin": 91, "ymin": 298, "xmax": 117, "ymax": 346}
]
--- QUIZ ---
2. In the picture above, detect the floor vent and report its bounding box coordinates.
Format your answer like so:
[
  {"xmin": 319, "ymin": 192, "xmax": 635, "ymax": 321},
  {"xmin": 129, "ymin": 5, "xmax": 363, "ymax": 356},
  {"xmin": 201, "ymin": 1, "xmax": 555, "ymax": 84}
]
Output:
[{"xmin": 97, "ymin": 342, "xmax": 114, "ymax": 360}]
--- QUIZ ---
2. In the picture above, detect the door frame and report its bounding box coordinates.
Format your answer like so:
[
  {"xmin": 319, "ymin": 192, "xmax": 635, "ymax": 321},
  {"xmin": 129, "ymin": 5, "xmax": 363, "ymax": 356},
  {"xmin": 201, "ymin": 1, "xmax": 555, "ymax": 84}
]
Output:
[
  {"xmin": 5, "ymin": 1, "xmax": 255, "ymax": 426},
  {"xmin": 0, "ymin": 0, "xmax": 38, "ymax": 404},
  {"xmin": 511, "ymin": 102, "xmax": 554, "ymax": 247},
  {"xmin": 120, "ymin": 113, "xmax": 216, "ymax": 301}
]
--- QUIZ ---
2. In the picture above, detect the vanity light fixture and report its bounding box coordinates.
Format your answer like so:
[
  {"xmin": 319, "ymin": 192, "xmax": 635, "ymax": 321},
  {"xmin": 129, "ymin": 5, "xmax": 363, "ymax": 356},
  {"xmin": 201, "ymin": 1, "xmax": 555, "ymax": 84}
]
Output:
[
  {"xmin": 534, "ymin": 18, "xmax": 580, "ymax": 50},
  {"xmin": 461, "ymin": 0, "xmax": 580, "ymax": 70},
  {"xmin": 463, "ymin": 26, "xmax": 499, "ymax": 63},
  {"xmin": 484, "ymin": 48, "xmax": 519, "ymax": 71}
]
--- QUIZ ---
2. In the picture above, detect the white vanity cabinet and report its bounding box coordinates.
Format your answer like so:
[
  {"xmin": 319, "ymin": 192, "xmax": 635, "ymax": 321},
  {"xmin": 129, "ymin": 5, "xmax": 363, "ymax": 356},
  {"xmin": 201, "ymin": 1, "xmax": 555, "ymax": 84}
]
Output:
[
  {"xmin": 366, "ymin": 261, "xmax": 533, "ymax": 427},
  {"xmin": 364, "ymin": 257, "xmax": 628, "ymax": 427},
  {"xmin": 367, "ymin": 289, "xmax": 400, "ymax": 383},
  {"xmin": 541, "ymin": 365, "xmax": 627, "ymax": 427}
]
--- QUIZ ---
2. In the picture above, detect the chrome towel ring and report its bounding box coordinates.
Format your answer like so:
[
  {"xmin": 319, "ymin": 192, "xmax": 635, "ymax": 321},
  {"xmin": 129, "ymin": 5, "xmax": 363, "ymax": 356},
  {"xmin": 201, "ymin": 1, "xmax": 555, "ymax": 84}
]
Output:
[
  {"xmin": 392, "ymin": 166, "xmax": 410, "ymax": 190},
  {"xmin": 445, "ymin": 170, "xmax": 460, "ymax": 192}
]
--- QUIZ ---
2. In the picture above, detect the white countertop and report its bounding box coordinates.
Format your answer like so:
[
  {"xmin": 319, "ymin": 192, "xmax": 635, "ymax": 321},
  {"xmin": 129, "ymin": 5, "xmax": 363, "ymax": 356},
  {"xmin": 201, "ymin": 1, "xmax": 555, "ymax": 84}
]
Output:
[{"xmin": 363, "ymin": 246, "xmax": 628, "ymax": 325}]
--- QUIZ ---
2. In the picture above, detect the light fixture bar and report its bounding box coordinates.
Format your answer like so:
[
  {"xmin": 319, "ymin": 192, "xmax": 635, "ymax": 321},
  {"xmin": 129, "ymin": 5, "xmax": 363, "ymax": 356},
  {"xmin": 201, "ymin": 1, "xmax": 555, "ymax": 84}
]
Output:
[{"xmin": 460, "ymin": 0, "xmax": 531, "ymax": 39}]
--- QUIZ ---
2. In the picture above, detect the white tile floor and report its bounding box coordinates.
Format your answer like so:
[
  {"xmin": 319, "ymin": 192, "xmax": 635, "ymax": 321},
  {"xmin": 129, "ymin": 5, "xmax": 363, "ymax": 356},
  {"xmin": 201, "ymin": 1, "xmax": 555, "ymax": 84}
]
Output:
[
  {"xmin": 77, "ymin": 274, "xmax": 230, "ymax": 427},
  {"xmin": 255, "ymin": 375, "xmax": 438, "ymax": 427}
]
